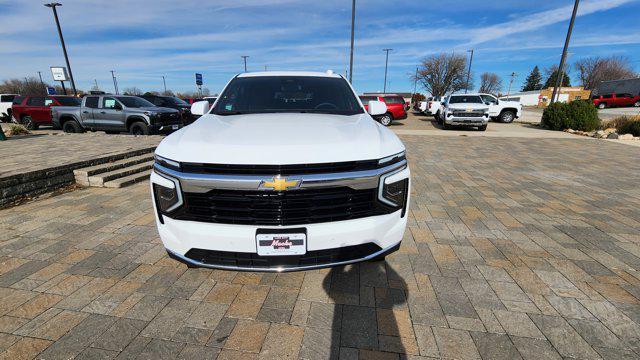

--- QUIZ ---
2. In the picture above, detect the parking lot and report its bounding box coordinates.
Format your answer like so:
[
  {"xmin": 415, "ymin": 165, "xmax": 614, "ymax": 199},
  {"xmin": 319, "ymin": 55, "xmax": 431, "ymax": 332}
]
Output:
[{"xmin": 1, "ymin": 115, "xmax": 639, "ymax": 359}]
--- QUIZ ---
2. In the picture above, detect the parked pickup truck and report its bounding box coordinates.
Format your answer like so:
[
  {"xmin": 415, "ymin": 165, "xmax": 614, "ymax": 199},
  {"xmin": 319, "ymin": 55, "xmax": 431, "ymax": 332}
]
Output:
[
  {"xmin": 52, "ymin": 95, "xmax": 182, "ymax": 135},
  {"xmin": 12, "ymin": 95, "xmax": 81, "ymax": 129},
  {"xmin": 477, "ymin": 93, "xmax": 521, "ymax": 123},
  {"xmin": 1, "ymin": 94, "xmax": 18, "ymax": 122},
  {"xmin": 419, "ymin": 96, "xmax": 444, "ymax": 118},
  {"xmin": 440, "ymin": 94, "xmax": 490, "ymax": 131}
]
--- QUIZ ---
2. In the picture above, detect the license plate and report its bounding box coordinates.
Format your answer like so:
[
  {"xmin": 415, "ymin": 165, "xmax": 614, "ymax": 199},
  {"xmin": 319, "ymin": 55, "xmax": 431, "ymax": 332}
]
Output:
[
  {"xmin": 172, "ymin": 124, "xmax": 179, "ymax": 130},
  {"xmin": 256, "ymin": 230, "xmax": 306, "ymax": 256}
]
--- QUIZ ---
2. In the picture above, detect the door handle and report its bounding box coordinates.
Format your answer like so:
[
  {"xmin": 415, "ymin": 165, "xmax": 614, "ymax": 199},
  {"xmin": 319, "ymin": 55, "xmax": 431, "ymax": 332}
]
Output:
[
  {"xmin": 100, "ymin": 111, "xmax": 106, "ymax": 114},
  {"xmin": 83, "ymin": 111, "xmax": 89, "ymax": 114}
]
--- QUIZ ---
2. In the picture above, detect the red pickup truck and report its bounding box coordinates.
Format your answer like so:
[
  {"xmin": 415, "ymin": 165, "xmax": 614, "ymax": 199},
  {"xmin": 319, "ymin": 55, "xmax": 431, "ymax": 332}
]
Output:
[
  {"xmin": 592, "ymin": 93, "xmax": 640, "ymax": 109},
  {"xmin": 11, "ymin": 95, "xmax": 81, "ymax": 129}
]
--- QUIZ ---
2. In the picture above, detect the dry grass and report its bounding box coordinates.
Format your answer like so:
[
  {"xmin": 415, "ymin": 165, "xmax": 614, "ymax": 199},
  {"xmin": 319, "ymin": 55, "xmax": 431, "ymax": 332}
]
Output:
[{"xmin": 7, "ymin": 124, "xmax": 30, "ymax": 136}]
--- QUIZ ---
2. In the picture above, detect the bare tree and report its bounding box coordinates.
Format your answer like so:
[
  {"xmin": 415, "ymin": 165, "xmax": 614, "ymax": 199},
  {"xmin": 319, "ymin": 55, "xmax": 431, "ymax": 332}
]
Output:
[
  {"xmin": 412, "ymin": 53, "xmax": 471, "ymax": 97},
  {"xmin": 123, "ymin": 87, "xmax": 142, "ymax": 95},
  {"xmin": 479, "ymin": 72, "xmax": 503, "ymax": 95},
  {"xmin": 574, "ymin": 56, "xmax": 637, "ymax": 90},
  {"xmin": 0, "ymin": 77, "xmax": 47, "ymax": 95}
]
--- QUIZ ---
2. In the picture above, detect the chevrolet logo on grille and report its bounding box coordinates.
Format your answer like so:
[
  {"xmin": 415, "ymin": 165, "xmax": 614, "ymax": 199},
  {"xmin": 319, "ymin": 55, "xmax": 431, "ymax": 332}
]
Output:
[
  {"xmin": 465, "ymin": 108, "xmax": 472, "ymax": 112},
  {"xmin": 259, "ymin": 176, "xmax": 301, "ymax": 191}
]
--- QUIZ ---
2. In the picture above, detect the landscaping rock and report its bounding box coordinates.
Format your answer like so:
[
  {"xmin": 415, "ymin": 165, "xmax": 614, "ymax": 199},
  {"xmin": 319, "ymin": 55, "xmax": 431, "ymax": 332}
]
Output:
[
  {"xmin": 595, "ymin": 130, "xmax": 605, "ymax": 138},
  {"xmin": 607, "ymin": 133, "xmax": 619, "ymax": 139},
  {"xmin": 618, "ymin": 134, "xmax": 634, "ymax": 140}
]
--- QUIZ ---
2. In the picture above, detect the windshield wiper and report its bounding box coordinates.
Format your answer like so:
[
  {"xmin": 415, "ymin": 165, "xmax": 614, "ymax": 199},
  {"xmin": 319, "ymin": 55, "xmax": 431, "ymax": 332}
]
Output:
[{"xmin": 214, "ymin": 111, "xmax": 244, "ymax": 116}]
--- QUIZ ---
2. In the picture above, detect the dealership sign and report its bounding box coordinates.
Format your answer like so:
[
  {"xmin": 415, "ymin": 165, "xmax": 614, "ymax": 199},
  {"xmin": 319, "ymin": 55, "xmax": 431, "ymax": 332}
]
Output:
[
  {"xmin": 195, "ymin": 73, "xmax": 203, "ymax": 86},
  {"xmin": 50, "ymin": 67, "xmax": 69, "ymax": 81}
]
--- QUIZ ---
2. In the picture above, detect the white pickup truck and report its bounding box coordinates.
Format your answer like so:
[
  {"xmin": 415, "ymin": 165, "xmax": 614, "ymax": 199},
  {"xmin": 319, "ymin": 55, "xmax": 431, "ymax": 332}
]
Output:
[
  {"xmin": 0, "ymin": 94, "xmax": 18, "ymax": 122},
  {"xmin": 477, "ymin": 93, "xmax": 521, "ymax": 123},
  {"xmin": 151, "ymin": 71, "xmax": 410, "ymax": 272},
  {"xmin": 419, "ymin": 96, "xmax": 444, "ymax": 118}
]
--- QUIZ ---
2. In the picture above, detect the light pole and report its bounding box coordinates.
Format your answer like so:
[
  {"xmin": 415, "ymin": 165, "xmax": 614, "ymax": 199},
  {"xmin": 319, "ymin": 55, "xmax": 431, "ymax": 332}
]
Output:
[
  {"xmin": 465, "ymin": 49, "xmax": 474, "ymax": 94},
  {"xmin": 37, "ymin": 71, "xmax": 45, "ymax": 88},
  {"xmin": 412, "ymin": 67, "xmax": 418, "ymax": 106},
  {"xmin": 44, "ymin": 3, "xmax": 77, "ymax": 96},
  {"xmin": 383, "ymin": 48, "xmax": 393, "ymax": 93},
  {"xmin": 348, "ymin": 0, "xmax": 356, "ymax": 83},
  {"xmin": 507, "ymin": 72, "xmax": 518, "ymax": 97},
  {"xmin": 162, "ymin": 75, "xmax": 167, "ymax": 93},
  {"xmin": 110, "ymin": 70, "xmax": 119, "ymax": 94},
  {"xmin": 241, "ymin": 56, "xmax": 249, "ymax": 72},
  {"xmin": 551, "ymin": 0, "xmax": 579, "ymax": 104}
]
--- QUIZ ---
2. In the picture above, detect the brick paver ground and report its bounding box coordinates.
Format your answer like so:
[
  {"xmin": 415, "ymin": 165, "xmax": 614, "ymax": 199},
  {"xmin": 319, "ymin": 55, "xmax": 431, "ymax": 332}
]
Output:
[{"xmin": 0, "ymin": 134, "xmax": 639, "ymax": 359}]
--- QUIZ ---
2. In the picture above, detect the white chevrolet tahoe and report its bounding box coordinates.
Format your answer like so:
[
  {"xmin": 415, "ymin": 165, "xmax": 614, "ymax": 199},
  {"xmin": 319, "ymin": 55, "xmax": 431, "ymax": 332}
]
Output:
[
  {"xmin": 0, "ymin": 94, "xmax": 18, "ymax": 122},
  {"xmin": 151, "ymin": 71, "xmax": 410, "ymax": 272},
  {"xmin": 440, "ymin": 94, "xmax": 490, "ymax": 131}
]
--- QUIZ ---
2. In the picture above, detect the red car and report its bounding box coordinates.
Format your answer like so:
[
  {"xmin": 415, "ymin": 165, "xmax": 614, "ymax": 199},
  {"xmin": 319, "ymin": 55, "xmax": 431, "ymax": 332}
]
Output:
[
  {"xmin": 359, "ymin": 94, "xmax": 407, "ymax": 126},
  {"xmin": 11, "ymin": 95, "xmax": 81, "ymax": 129},
  {"xmin": 592, "ymin": 93, "xmax": 640, "ymax": 109}
]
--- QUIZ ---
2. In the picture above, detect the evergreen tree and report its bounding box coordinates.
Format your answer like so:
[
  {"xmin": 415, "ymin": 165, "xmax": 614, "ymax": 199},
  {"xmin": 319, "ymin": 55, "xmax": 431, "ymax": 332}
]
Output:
[
  {"xmin": 544, "ymin": 68, "xmax": 571, "ymax": 89},
  {"xmin": 522, "ymin": 66, "xmax": 543, "ymax": 91}
]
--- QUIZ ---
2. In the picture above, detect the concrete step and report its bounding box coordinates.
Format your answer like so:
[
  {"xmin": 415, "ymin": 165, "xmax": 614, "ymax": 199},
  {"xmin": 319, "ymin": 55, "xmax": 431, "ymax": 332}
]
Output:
[
  {"xmin": 103, "ymin": 170, "xmax": 151, "ymax": 188},
  {"xmin": 74, "ymin": 153, "xmax": 154, "ymax": 184},
  {"xmin": 87, "ymin": 161, "xmax": 153, "ymax": 187}
]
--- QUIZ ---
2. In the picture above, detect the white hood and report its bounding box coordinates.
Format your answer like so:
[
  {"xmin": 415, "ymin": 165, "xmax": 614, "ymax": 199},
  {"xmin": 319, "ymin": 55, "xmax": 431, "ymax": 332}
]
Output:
[
  {"xmin": 155, "ymin": 113, "xmax": 405, "ymax": 165},
  {"xmin": 447, "ymin": 103, "xmax": 488, "ymax": 110}
]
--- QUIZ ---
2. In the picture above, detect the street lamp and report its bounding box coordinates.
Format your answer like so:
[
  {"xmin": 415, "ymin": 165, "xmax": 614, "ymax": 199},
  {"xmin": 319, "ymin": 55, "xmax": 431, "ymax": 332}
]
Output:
[
  {"xmin": 162, "ymin": 75, "xmax": 167, "ymax": 93},
  {"xmin": 551, "ymin": 0, "xmax": 580, "ymax": 104},
  {"xmin": 110, "ymin": 70, "xmax": 119, "ymax": 94},
  {"xmin": 383, "ymin": 48, "xmax": 393, "ymax": 93},
  {"xmin": 44, "ymin": 3, "xmax": 77, "ymax": 96},
  {"xmin": 465, "ymin": 49, "xmax": 474, "ymax": 94},
  {"xmin": 241, "ymin": 56, "xmax": 249, "ymax": 72},
  {"xmin": 348, "ymin": 0, "xmax": 356, "ymax": 83}
]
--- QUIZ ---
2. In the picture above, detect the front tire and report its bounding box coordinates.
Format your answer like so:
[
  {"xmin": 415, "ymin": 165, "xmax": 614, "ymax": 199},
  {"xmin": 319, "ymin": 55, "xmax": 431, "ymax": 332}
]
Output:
[
  {"xmin": 442, "ymin": 122, "xmax": 451, "ymax": 130},
  {"xmin": 478, "ymin": 124, "xmax": 487, "ymax": 131},
  {"xmin": 379, "ymin": 113, "xmax": 392, "ymax": 126},
  {"xmin": 598, "ymin": 103, "xmax": 606, "ymax": 109},
  {"xmin": 62, "ymin": 120, "xmax": 83, "ymax": 133},
  {"xmin": 435, "ymin": 111, "xmax": 443, "ymax": 124},
  {"xmin": 499, "ymin": 110, "xmax": 515, "ymax": 123},
  {"xmin": 129, "ymin": 121, "xmax": 150, "ymax": 136},
  {"xmin": 21, "ymin": 115, "xmax": 38, "ymax": 130}
]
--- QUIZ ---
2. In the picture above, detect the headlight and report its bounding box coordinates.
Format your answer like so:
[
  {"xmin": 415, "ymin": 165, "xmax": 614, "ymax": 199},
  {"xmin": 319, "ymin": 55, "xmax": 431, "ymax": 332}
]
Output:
[
  {"xmin": 378, "ymin": 151, "xmax": 405, "ymax": 166},
  {"xmin": 378, "ymin": 167, "xmax": 409, "ymax": 216},
  {"xmin": 152, "ymin": 173, "xmax": 183, "ymax": 214}
]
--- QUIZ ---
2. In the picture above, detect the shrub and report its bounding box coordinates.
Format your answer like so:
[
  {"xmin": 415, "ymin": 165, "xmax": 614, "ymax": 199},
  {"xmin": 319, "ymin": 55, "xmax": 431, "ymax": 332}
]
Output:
[
  {"xmin": 7, "ymin": 124, "xmax": 30, "ymax": 136},
  {"xmin": 602, "ymin": 115, "xmax": 640, "ymax": 131},
  {"xmin": 618, "ymin": 118, "xmax": 640, "ymax": 136},
  {"xmin": 541, "ymin": 100, "xmax": 600, "ymax": 131},
  {"xmin": 566, "ymin": 100, "xmax": 600, "ymax": 131},
  {"xmin": 541, "ymin": 102, "xmax": 569, "ymax": 131}
]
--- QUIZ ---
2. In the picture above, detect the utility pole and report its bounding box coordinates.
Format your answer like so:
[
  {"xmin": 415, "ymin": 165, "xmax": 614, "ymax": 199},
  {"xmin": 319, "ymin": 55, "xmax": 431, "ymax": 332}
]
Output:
[
  {"xmin": 241, "ymin": 56, "xmax": 249, "ymax": 72},
  {"xmin": 551, "ymin": 0, "xmax": 579, "ymax": 104},
  {"xmin": 465, "ymin": 49, "xmax": 474, "ymax": 94},
  {"xmin": 383, "ymin": 48, "xmax": 393, "ymax": 93},
  {"xmin": 93, "ymin": 79, "xmax": 98, "ymax": 90},
  {"xmin": 110, "ymin": 70, "xmax": 119, "ymax": 94},
  {"xmin": 44, "ymin": 3, "xmax": 77, "ymax": 96},
  {"xmin": 162, "ymin": 75, "xmax": 167, "ymax": 93},
  {"xmin": 37, "ymin": 71, "xmax": 44, "ymax": 87},
  {"xmin": 507, "ymin": 72, "xmax": 517, "ymax": 97},
  {"xmin": 348, "ymin": 0, "xmax": 356, "ymax": 83},
  {"xmin": 412, "ymin": 67, "xmax": 418, "ymax": 106}
]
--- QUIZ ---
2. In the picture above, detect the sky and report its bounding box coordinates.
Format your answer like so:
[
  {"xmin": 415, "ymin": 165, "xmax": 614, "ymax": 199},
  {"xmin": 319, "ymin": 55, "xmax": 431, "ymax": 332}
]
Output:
[{"xmin": 1, "ymin": 0, "xmax": 639, "ymax": 96}]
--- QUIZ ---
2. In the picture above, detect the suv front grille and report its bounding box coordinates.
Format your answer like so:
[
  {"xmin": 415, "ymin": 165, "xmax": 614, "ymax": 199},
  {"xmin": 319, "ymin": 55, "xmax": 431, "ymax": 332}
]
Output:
[
  {"xmin": 180, "ymin": 160, "xmax": 382, "ymax": 176},
  {"xmin": 157, "ymin": 112, "xmax": 181, "ymax": 124},
  {"xmin": 452, "ymin": 111, "xmax": 485, "ymax": 117},
  {"xmin": 169, "ymin": 187, "xmax": 396, "ymax": 226}
]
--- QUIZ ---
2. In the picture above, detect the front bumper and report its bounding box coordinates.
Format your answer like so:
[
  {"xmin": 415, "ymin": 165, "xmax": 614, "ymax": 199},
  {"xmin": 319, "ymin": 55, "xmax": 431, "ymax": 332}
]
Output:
[
  {"xmin": 150, "ymin": 163, "xmax": 410, "ymax": 272},
  {"xmin": 445, "ymin": 116, "xmax": 489, "ymax": 126},
  {"xmin": 150, "ymin": 123, "xmax": 182, "ymax": 133}
]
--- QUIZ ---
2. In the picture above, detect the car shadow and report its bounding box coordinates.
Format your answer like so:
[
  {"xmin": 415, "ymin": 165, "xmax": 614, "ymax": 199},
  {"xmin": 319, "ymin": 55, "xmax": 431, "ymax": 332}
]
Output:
[{"xmin": 322, "ymin": 260, "xmax": 407, "ymax": 358}]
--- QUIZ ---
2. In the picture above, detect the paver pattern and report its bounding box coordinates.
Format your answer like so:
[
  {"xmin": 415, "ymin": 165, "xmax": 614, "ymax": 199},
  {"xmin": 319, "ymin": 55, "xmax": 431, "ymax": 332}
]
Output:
[{"xmin": 0, "ymin": 134, "xmax": 639, "ymax": 359}]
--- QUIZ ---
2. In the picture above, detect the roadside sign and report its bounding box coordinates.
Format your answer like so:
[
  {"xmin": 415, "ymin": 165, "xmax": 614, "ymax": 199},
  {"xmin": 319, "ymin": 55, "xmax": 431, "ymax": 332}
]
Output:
[
  {"xmin": 46, "ymin": 86, "xmax": 56, "ymax": 95},
  {"xmin": 50, "ymin": 67, "xmax": 69, "ymax": 81},
  {"xmin": 195, "ymin": 73, "xmax": 203, "ymax": 86}
]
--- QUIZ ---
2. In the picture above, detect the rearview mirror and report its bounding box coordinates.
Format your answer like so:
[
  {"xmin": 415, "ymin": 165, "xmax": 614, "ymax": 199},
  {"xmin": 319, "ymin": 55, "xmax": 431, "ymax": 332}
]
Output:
[
  {"xmin": 191, "ymin": 100, "xmax": 210, "ymax": 116},
  {"xmin": 367, "ymin": 100, "xmax": 387, "ymax": 116}
]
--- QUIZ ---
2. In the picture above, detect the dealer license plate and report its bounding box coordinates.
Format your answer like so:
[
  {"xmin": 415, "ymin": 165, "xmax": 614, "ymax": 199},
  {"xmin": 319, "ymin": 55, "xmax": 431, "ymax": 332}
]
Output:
[
  {"xmin": 256, "ymin": 231, "xmax": 306, "ymax": 256},
  {"xmin": 172, "ymin": 124, "xmax": 179, "ymax": 130}
]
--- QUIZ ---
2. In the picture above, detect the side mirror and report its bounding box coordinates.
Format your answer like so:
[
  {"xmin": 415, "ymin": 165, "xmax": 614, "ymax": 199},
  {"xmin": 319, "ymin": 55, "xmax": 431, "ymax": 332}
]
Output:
[
  {"xmin": 367, "ymin": 100, "xmax": 387, "ymax": 116},
  {"xmin": 114, "ymin": 103, "xmax": 122, "ymax": 110},
  {"xmin": 191, "ymin": 100, "xmax": 210, "ymax": 116}
]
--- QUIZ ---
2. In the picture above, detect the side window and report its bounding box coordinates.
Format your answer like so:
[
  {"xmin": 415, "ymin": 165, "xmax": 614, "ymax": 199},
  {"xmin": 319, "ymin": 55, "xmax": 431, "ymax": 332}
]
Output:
[
  {"xmin": 26, "ymin": 97, "xmax": 45, "ymax": 106},
  {"xmin": 480, "ymin": 95, "xmax": 496, "ymax": 104},
  {"xmin": 85, "ymin": 97, "xmax": 99, "ymax": 109},
  {"xmin": 12, "ymin": 96, "xmax": 24, "ymax": 105},
  {"xmin": 615, "ymin": 93, "xmax": 626, "ymax": 98},
  {"xmin": 103, "ymin": 97, "xmax": 119, "ymax": 109},
  {"xmin": 603, "ymin": 94, "xmax": 613, "ymax": 99},
  {"xmin": 153, "ymin": 98, "xmax": 164, "ymax": 106}
]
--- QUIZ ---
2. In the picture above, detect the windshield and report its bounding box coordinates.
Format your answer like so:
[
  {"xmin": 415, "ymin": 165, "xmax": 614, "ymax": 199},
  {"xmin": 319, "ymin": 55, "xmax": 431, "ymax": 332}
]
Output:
[
  {"xmin": 52, "ymin": 96, "xmax": 81, "ymax": 106},
  {"xmin": 213, "ymin": 76, "xmax": 363, "ymax": 115},
  {"xmin": 116, "ymin": 96, "xmax": 154, "ymax": 108},
  {"xmin": 166, "ymin": 97, "xmax": 189, "ymax": 106},
  {"xmin": 449, "ymin": 95, "xmax": 483, "ymax": 104}
]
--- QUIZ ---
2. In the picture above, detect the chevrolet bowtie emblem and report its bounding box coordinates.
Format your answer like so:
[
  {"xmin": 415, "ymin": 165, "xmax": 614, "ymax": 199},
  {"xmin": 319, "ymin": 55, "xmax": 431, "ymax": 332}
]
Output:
[{"xmin": 260, "ymin": 176, "xmax": 301, "ymax": 191}]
